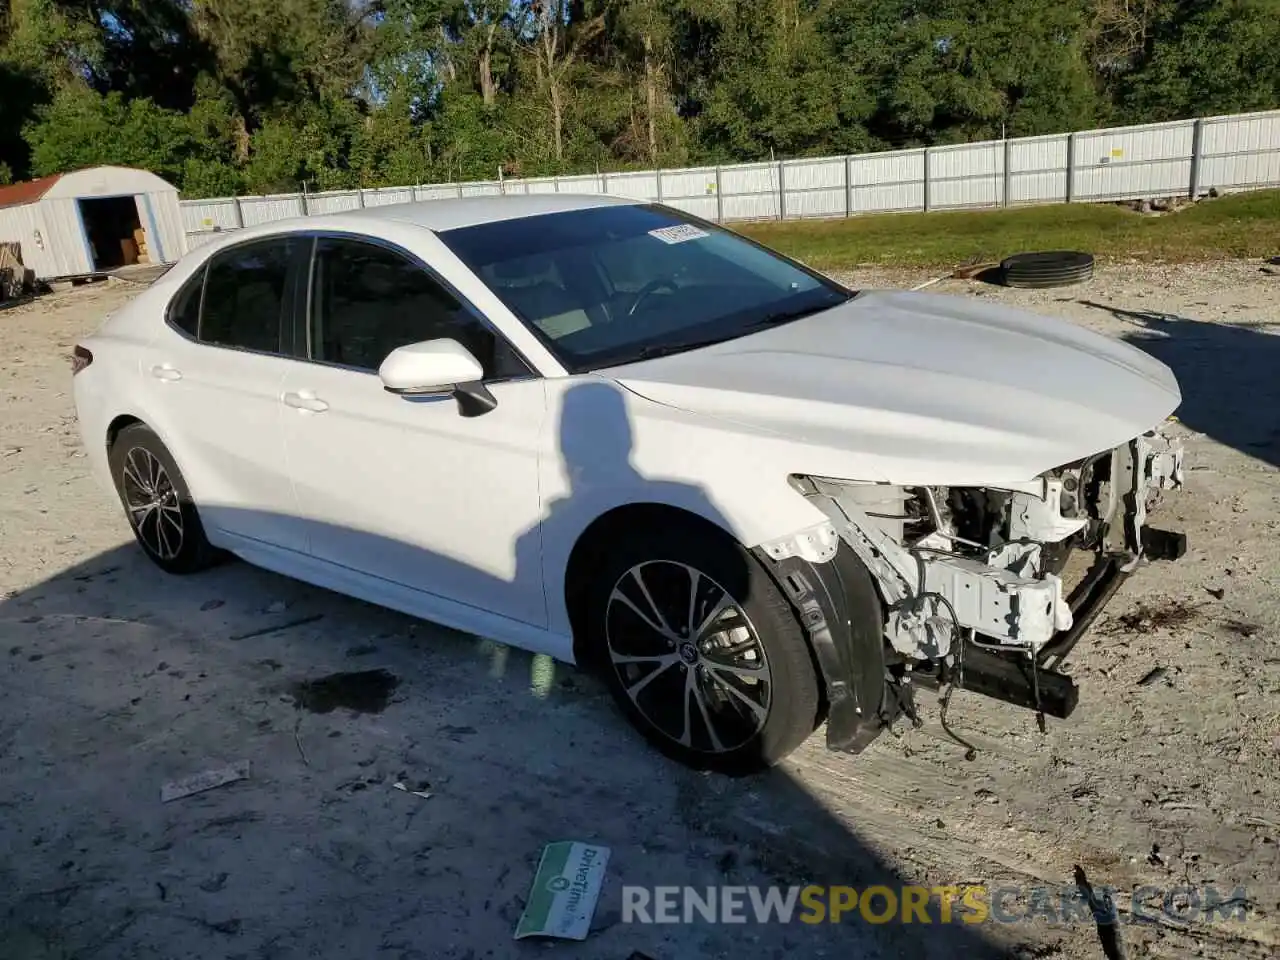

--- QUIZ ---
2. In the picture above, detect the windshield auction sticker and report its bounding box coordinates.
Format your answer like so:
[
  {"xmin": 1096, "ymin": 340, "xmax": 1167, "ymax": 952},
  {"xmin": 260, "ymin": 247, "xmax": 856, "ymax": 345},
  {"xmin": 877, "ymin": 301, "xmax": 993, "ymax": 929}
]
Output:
[{"xmin": 648, "ymin": 224, "xmax": 709, "ymax": 244}]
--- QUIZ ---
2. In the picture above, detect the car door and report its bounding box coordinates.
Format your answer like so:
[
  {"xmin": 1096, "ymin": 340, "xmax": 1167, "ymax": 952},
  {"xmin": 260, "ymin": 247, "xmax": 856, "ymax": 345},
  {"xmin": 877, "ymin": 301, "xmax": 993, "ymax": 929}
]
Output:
[
  {"xmin": 142, "ymin": 236, "xmax": 310, "ymax": 554},
  {"xmin": 278, "ymin": 235, "xmax": 550, "ymax": 627}
]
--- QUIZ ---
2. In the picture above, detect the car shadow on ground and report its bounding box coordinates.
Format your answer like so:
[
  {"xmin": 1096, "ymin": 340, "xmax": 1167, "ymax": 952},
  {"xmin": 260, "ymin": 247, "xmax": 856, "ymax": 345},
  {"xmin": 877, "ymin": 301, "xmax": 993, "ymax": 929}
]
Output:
[
  {"xmin": 0, "ymin": 384, "xmax": 1028, "ymax": 958},
  {"xmin": 1078, "ymin": 300, "xmax": 1280, "ymax": 470}
]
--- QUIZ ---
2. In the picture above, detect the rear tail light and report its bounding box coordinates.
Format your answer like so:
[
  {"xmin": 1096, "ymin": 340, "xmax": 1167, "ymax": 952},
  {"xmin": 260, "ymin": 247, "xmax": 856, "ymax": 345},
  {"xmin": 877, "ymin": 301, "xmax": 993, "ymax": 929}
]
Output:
[{"xmin": 71, "ymin": 345, "xmax": 93, "ymax": 375}]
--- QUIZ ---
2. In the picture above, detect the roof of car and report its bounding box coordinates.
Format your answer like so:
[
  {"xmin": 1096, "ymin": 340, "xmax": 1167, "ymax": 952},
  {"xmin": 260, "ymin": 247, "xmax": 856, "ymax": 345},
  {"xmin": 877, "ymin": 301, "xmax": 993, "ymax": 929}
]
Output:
[
  {"xmin": 336, "ymin": 192, "xmax": 637, "ymax": 233},
  {"xmin": 180, "ymin": 194, "xmax": 647, "ymax": 264}
]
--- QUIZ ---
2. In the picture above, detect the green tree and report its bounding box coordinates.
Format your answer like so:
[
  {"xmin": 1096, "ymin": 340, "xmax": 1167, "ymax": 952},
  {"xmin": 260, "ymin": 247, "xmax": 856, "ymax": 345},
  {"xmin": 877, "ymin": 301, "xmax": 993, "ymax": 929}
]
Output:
[
  {"xmin": 349, "ymin": 90, "xmax": 435, "ymax": 186},
  {"xmin": 429, "ymin": 88, "xmax": 522, "ymax": 180},
  {"xmin": 829, "ymin": 0, "xmax": 1100, "ymax": 145},
  {"xmin": 3, "ymin": 0, "xmax": 1278, "ymax": 197},
  {"xmin": 608, "ymin": 0, "xmax": 685, "ymax": 164},
  {"xmin": 24, "ymin": 86, "xmax": 195, "ymax": 182},
  {"xmin": 1, "ymin": 0, "xmax": 101, "ymax": 181},
  {"xmin": 85, "ymin": 0, "xmax": 211, "ymax": 111},
  {"xmin": 0, "ymin": 59, "xmax": 43, "ymax": 182},
  {"xmin": 686, "ymin": 0, "xmax": 875, "ymax": 159},
  {"xmin": 1123, "ymin": 0, "xmax": 1280, "ymax": 121},
  {"xmin": 241, "ymin": 97, "xmax": 362, "ymax": 192}
]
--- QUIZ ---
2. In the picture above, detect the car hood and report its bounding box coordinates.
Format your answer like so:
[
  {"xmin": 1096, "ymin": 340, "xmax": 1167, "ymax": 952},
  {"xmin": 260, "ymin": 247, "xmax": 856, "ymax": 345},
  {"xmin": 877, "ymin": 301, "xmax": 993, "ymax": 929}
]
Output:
[{"xmin": 606, "ymin": 290, "xmax": 1182, "ymax": 486}]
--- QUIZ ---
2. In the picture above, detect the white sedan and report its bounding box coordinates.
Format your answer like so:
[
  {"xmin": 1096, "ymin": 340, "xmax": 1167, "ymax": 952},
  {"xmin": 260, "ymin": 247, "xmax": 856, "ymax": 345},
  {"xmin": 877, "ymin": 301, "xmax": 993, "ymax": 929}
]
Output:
[{"xmin": 72, "ymin": 195, "xmax": 1185, "ymax": 772}]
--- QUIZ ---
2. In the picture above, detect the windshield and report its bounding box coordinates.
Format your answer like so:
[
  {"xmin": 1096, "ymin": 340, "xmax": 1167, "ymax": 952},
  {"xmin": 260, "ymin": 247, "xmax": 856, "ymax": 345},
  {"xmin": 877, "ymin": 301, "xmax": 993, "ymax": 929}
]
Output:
[{"xmin": 438, "ymin": 204, "xmax": 851, "ymax": 372}]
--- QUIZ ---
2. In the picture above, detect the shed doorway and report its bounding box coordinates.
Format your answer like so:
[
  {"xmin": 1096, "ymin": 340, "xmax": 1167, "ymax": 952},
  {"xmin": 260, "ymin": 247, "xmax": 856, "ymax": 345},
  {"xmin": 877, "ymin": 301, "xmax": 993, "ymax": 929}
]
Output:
[{"xmin": 78, "ymin": 195, "xmax": 145, "ymax": 271}]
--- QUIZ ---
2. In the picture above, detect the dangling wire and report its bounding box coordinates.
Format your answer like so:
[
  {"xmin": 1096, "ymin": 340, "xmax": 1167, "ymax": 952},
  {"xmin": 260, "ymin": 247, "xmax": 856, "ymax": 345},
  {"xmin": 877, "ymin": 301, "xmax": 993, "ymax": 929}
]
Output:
[
  {"xmin": 938, "ymin": 611, "xmax": 979, "ymax": 762},
  {"xmin": 907, "ymin": 546, "xmax": 979, "ymax": 761},
  {"xmin": 1032, "ymin": 652, "xmax": 1047, "ymax": 734}
]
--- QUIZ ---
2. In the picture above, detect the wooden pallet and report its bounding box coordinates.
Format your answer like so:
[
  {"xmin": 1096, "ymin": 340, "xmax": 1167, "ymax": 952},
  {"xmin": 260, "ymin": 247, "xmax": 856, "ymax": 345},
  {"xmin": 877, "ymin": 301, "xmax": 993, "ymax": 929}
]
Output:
[{"xmin": 0, "ymin": 242, "xmax": 33, "ymax": 301}]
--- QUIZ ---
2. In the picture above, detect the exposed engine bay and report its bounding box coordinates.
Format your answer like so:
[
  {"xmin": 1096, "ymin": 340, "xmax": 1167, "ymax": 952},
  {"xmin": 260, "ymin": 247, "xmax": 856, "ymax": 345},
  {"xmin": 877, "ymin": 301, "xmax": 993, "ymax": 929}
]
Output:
[
  {"xmin": 779, "ymin": 426, "xmax": 1185, "ymax": 665},
  {"xmin": 755, "ymin": 425, "xmax": 1185, "ymax": 749}
]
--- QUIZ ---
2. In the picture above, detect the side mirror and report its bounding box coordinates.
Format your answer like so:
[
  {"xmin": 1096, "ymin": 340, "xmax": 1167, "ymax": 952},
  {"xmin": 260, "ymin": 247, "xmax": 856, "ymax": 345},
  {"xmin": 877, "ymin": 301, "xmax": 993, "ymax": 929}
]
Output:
[{"xmin": 378, "ymin": 338, "xmax": 497, "ymax": 417}]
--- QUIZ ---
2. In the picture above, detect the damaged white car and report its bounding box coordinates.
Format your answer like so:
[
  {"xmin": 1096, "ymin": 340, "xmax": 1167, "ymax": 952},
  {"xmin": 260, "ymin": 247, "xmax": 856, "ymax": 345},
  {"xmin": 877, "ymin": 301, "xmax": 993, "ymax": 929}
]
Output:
[{"xmin": 72, "ymin": 195, "xmax": 1184, "ymax": 772}]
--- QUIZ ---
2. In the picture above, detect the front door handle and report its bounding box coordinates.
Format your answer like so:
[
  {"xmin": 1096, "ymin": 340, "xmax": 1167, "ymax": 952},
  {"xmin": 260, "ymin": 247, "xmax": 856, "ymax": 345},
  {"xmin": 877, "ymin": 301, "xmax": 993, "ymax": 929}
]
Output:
[
  {"xmin": 283, "ymin": 390, "xmax": 329, "ymax": 413},
  {"xmin": 150, "ymin": 364, "xmax": 182, "ymax": 382}
]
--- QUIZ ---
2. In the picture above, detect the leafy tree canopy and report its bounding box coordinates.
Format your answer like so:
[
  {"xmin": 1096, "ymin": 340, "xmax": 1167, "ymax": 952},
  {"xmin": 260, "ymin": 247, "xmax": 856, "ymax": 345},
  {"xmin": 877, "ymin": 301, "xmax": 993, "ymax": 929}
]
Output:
[{"xmin": 1, "ymin": 0, "xmax": 1277, "ymax": 196}]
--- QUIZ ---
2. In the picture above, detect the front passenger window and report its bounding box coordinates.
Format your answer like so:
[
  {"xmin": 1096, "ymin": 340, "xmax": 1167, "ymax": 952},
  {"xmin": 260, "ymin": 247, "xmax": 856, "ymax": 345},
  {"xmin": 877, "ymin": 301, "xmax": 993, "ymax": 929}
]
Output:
[{"xmin": 310, "ymin": 238, "xmax": 529, "ymax": 380}]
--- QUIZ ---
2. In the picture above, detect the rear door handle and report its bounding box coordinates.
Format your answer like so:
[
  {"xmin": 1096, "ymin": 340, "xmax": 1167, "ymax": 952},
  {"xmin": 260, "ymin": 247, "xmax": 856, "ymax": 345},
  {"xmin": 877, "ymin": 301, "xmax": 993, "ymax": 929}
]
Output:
[
  {"xmin": 150, "ymin": 364, "xmax": 182, "ymax": 382},
  {"xmin": 283, "ymin": 390, "xmax": 329, "ymax": 413}
]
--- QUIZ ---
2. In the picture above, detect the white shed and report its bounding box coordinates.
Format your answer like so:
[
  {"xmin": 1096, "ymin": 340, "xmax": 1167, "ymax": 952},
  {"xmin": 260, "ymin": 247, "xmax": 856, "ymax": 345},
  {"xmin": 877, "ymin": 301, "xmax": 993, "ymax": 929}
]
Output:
[{"xmin": 0, "ymin": 166, "xmax": 187, "ymax": 280}]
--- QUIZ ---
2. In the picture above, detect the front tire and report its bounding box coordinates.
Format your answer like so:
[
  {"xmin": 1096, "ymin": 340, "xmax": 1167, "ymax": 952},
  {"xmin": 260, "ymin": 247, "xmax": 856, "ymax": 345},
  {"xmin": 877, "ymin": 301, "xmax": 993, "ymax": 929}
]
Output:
[
  {"xmin": 108, "ymin": 423, "xmax": 220, "ymax": 575},
  {"xmin": 585, "ymin": 522, "xmax": 820, "ymax": 774}
]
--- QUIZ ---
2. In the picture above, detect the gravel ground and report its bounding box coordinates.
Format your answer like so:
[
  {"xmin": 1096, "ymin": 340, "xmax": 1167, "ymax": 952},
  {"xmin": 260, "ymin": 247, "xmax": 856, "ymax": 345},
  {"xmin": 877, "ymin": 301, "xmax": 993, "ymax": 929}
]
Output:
[{"xmin": 1, "ymin": 262, "xmax": 1277, "ymax": 960}]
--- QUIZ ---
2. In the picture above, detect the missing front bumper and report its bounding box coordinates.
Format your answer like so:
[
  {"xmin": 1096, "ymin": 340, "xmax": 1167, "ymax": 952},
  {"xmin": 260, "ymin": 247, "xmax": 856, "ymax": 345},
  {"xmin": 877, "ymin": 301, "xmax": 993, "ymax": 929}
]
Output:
[
  {"xmin": 911, "ymin": 530, "xmax": 1185, "ymax": 720},
  {"xmin": 782, "ymin": 424, "xmax": 1188, "ymax": 741}
]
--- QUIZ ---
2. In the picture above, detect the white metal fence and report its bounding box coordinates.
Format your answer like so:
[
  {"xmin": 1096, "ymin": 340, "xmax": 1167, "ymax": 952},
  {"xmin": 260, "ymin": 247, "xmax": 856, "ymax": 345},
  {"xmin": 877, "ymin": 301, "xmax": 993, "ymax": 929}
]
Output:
[{"xmin": 181, "ymin": 109, "xmax": 1280, "ymax": 250}]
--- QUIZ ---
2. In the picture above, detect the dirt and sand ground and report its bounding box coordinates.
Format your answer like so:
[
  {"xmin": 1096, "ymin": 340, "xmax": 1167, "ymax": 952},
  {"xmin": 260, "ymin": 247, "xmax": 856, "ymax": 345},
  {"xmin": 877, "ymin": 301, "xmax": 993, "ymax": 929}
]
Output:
[{"xmin": 1, "ymin": 261, "xmax": 1277, "ymax": 960}]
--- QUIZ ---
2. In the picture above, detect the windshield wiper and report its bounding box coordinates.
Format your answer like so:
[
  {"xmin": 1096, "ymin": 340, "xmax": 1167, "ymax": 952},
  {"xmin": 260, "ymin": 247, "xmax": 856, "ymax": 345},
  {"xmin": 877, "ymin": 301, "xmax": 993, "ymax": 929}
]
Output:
[
  {"xmin": 632, "ymin": 336, "xmax": 737, "ymax": 362},
  {"xmin": 622, "ymin": 298, "xmax": 848, "ymax": 365},
  {"xmin": 745, "ymin": 299, "xmax": 844, "ymax": 329}
]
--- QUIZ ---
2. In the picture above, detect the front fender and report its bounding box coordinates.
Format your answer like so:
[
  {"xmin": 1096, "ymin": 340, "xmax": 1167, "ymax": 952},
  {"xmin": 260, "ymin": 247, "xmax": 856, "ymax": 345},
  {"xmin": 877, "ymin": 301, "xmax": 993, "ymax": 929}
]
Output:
[{"xmin": 540, "ymin": 378, "xmax": 834, "ymax": 637}]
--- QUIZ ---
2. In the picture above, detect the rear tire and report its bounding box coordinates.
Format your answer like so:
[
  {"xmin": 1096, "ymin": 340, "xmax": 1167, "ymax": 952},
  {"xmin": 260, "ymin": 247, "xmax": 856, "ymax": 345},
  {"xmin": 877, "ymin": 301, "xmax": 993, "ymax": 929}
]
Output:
[
  {"xmin": 585, "ymin": 522, "xmax": 820, "ymax": 774},
  {"xmin": 108, "ymin": 423, "xmax": 220, "ymax": 575}
]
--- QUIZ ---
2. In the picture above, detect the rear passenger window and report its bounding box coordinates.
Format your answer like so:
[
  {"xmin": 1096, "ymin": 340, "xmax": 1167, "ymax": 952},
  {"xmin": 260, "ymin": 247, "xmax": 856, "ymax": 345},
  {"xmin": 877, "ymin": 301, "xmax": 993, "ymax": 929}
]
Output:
[
  {"xmin": 167, "ymin": 267, "xmax": 204, "ymax": 338},
  {"xmin": 200, "ymin": 239, "xmax": 300, "ymax": 353}
]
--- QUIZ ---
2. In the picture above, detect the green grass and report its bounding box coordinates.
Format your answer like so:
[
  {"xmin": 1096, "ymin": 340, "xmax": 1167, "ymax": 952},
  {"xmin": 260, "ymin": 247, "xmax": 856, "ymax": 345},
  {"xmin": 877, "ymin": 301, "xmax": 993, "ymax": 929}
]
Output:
[{"xmin": 735, "ymin": 189, "xmax": 1280, "ymax": 270}]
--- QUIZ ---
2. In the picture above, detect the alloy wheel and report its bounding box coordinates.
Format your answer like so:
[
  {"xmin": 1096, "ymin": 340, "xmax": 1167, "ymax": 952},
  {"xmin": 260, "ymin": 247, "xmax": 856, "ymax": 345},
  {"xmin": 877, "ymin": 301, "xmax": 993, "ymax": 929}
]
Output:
[
  {"xmin": 605, "ymin": 560, "xmax": 772, "ymax": 754},
  {"xmin": 121, "ymin": 446, "xmax": 184, "ymax": 561}
]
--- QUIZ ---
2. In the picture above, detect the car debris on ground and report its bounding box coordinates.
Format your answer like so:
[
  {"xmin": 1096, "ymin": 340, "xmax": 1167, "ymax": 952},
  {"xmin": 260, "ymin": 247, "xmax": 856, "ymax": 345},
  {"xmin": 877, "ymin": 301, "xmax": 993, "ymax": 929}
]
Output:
[
  {"xmin": 391, "ymin": 779, "xmax": 432, "ymax": 800},
  {"xmin": 160, "ymin": 760, "xmax": 251, "ymax": 803},
  {"xmin": 514, "ymin": 841, "xmax": 611, "ymax": 940}
]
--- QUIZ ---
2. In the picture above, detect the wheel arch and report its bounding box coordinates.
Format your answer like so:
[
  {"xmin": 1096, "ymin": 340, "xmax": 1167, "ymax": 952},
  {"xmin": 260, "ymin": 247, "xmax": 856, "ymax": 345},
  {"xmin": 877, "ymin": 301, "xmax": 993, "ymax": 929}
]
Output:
[
  {"xmin": 564, "ymin": 502, "xmax": 739, "ymax": 666},
  {"xmin": 561, "ymin": 499, "xmax": 893, "ymax": 755},
  {"xmin": 106, "ymin": 414, "xmax": 146, "ymax": 452},
  {"xmin": 103, "ymin": 411, "xmax": 201, "ymax": 502},
  {"xmin": 104, "ymin": 412, "xmax": 223, "ymax": 574}
]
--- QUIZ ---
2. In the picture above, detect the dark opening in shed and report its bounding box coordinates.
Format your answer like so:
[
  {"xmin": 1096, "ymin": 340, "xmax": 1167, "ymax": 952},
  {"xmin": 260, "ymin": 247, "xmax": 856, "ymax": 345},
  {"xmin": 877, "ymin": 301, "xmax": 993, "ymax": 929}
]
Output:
[{"xmin": 79, "ymin": 196, "xmax": 145, "ymax": 270}]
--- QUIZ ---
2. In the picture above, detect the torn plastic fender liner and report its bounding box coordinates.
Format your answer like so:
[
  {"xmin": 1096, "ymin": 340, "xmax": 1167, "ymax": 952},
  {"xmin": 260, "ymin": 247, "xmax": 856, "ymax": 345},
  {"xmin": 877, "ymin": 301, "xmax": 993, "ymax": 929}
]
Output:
[{"xmin": 756, "ymin": 540, "xmax": 889, "ymax": 754}]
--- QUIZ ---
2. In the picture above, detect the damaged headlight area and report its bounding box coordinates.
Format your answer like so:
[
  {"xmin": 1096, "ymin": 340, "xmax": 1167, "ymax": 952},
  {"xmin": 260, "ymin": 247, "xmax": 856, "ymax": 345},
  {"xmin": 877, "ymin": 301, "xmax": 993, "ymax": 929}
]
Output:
[{"xmin": 779, "ymin": 428, "xmax": 1186, "ymax": 669}]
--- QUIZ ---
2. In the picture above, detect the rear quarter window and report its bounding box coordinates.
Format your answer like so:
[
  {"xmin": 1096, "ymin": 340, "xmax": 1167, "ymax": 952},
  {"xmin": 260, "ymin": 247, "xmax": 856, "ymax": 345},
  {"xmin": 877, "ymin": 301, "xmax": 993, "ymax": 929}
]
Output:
[{"xmin": 166, "ymin": 266, "xmax": 205, "ymax": 338}]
